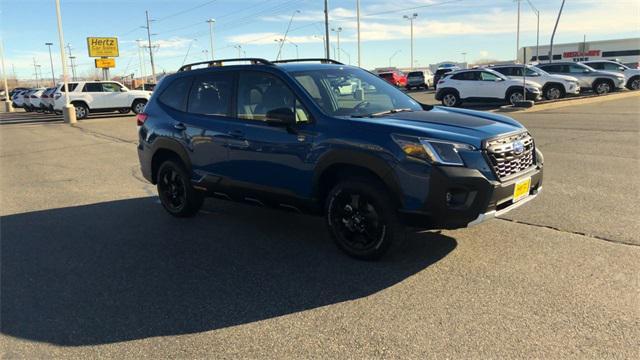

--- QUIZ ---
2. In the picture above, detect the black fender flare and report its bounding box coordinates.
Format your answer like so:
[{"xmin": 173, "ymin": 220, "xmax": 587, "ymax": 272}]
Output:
[
  {"xmin": 149, "ymin": 137, "xmax": 192, "ymax": 181},
  {"xmin": 70, "ymin": 100, "xmax": 90, "ymax": 110},
  {"xmin": 312, "ymin": 149, "xmax": 403, "ymax": 206},
  {"xmin": 435, "ymin": 87, "xmax": 459, "ymax": 100},
  {"xmin": 505, "ymin": 85, "xmax": 526, "ymax": 99}
]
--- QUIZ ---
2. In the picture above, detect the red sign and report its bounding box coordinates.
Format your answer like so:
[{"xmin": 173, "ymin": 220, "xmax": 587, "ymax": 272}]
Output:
[{"xmin": 563, "ymin": 50, "xmax": 601, "ymax": 58}]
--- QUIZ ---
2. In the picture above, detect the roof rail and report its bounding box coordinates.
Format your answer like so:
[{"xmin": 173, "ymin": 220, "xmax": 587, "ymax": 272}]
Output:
[
  {"xmin": 178, "ymin": 58, "xmax": 273, "ymax": 72},
  {"xmin": 273, "ymin": 58, "xmax": 344, "ymax": 65}
]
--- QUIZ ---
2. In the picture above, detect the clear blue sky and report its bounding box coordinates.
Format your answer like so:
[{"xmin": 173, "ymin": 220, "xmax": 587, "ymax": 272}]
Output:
[{"xmin": 1, "ymin": 0, "xmax": 638, "ymax": 80}]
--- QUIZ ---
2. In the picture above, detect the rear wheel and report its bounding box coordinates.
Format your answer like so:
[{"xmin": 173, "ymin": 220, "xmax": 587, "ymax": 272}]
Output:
[
  {"xmin": 325, "ymin": 179, "xmax": 398, "ymax": 260},
  {"xmin": 441, "ymin": 92, "xmax": 460, "ymax": 107},
  {"xmin": 627, "ymin": 77, "xmax": 640, "ymax": 90},
  {"xmin": 132, "ymin": 99, "xmax": 147, "ymax": 114},
  {"xmin": 118, "ymin": 108, "xmax": 130, "ymax": 114},
  {"xmin": 73, "ymin": 103, "xmax": 89, "ymax": 119},
  {"xmin": 157, "ymin": 159, "xmax": 203, "ymax": 217},
  {"xmin": 593, "ymin": 79, "xmax": 613, "ymax": 95}
]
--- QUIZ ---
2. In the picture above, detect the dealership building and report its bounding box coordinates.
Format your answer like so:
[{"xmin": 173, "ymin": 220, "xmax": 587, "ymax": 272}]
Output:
[{"xmin": 518, "ymin": 37, "xmax": 640, "ymax": 67}]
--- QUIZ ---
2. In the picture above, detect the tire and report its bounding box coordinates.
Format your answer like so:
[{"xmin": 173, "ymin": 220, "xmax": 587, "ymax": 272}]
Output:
[
  {"xmin": 73, "ymin": 102, "xmax": 89, "ymax": 120},
  {"xmin": 627, "ymin": 77, "xmax": 640, "ymax": 91},
  {"xmin": 118, "ymin": 108, "xmax": 130, "ymax": 114},
  {"xmin": 544, "ymin": 85, "xmax": 564, "ymax": 100},
  {"xmin": 507, "ymin": 89, "xmax": 525, "ymax": 105},
  {"xmin": 441, "ymin": 91, "xmax": 460, "ymax": 107},
  {"xmin": 325, "ymin": 178, "xmax": 399, "ymax": 260},
  {"xmin": 132, "ymin": 99, "xmax": 147, "ymax": 114},
  {"xmin": 156, "ymin": 159, "xmax": 203, "ymax": 217},
  {"xmin": 593, "ymin": 79, "xmax": 613, "ymax": 95}
]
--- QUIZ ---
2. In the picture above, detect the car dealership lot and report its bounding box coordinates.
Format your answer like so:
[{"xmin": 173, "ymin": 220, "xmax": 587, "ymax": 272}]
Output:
[{"xmin": 1, "ymin": 95, "xmax": 638, "ymax": 358}]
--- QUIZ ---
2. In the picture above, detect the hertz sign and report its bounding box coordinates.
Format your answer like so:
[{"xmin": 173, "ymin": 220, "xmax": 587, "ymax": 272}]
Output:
[{"xmin": 87, "ymin": 37, "xmax": 119, "ymax": 57}]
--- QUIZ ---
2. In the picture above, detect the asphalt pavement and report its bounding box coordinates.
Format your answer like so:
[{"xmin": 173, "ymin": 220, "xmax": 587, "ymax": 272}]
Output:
[{"xmin": 1, "ymin": 94, "xmax": 638, "ymax": 358}]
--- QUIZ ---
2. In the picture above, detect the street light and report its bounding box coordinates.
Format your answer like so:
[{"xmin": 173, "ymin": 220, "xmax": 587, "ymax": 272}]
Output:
[
  {"xmin": 331, "ymin": 27, "xmax": 343, "ymax": 61},
  {"xmin": 287, "ymin": 39, "xmax": 299, "ymax": 60},
  {"xmin": 0, "ymin": 39, "xmax": 13, "ymax": 112},
  {"xmin": 45, "ymin": 42, "xmax": 56, "ymax": 86},
  {"xmin": 234, "ymin": 44, "xmax": 242, "ymax": 58},
  {"xmin": 461, "ymin": 52, "xmax": 467, "ymax": 66},
  {"xmin": 206, "ymin": 19, "xmax": 215, "ymax": 61},
  {"xmin": 389, "ymin": 49, "xmax": 401, "ymax": 67},
  {"xmin": 54, "ymin": 0, "xmax": 76, "ymax": 124},
  {"xmin": 403, "ymin": 13, "xmax": 418, "ymax": 70},
  {"xmin": 136, "ymin": 39, "xmax": 147, "ymax": 85}
]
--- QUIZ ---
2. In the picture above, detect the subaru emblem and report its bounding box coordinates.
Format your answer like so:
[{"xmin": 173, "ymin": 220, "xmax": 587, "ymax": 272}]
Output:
[{"xmin": 513, "ymin": 141, "xmax": 525, "ymax": 155}]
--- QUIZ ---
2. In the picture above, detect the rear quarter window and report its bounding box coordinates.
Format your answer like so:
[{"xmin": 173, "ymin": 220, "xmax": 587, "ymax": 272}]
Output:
[{"xmin": 158, "ymin": 76, "xmax": 193, "ymax": 112}]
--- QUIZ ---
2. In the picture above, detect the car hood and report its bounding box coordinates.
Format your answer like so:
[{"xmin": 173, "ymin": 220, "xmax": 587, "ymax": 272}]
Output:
[
  {"xmin": 597, "ymin": 70, "xmax": 625, "ymax": 78},
  {"xmin": 355, "ymin": 107, "xmax": 525, "ymax": 148}
]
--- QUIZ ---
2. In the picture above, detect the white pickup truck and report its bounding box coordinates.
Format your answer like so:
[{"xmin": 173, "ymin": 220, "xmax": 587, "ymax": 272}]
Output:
[{"xmin": 53, "ymin": 81, "xmax": 151, "ymax": 119}]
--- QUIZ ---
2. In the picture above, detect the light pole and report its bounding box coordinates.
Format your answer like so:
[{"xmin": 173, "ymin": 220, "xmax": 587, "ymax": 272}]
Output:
[
  {"xmin": 54, "ymin": 0, "xmax": 76, "ymax": 124},
  {"xmin": 403, "ymin": 13, "xmax": 418, "ymax": 70},
  {"xmin": 331, "ymin": 27, "xmax": 342, "ymax": 61},
  {"xmin": 206, "ymin": 19, "xmax": 215, "ymax": 60},
  {"xmin": 276, "ymin": 10, "xmax": 300, "ymax": 61},
  {"xmin": 66, "ymin": 44, "xmax": 76, "ymax": 81},
  {"xmin": 33, "ymin": 58, "xmax": 40, "ymax": 87},
  {"xmin": 288, "ymin": 40, "xmax": 299, "ymax": 59},
  {"xmin": 136, "ymin": 39, "xmax": 147, "ymax": 85},
  {"xmin": 234, "ymin": 45, "xmax": 242, "ymax": 58},
  {"xmin": 324, "ymin": 0, "xmax": 330, "ymax": 59},
  {"xmin": 516, "ymin": 0, "xmax": 521, "ymax": 62},
  {"xmin": 549, "ymin": 0, "xmax": 565, "ymax": 63},
  {"xmin": 0, "ymin": 38, "xmax": 13, "ymax": 112},
  {"xmin": 461, "ymin": 52, "xmax": 467, "ymax": 66},
  {"xmin": 524, "ymin": 0, "xmax": 540, "ymax": 62},
  {"xmin": 356, "ymin": 0, "xmax": 361, "ymax": 67},
  {"xmin": 45, "ymin": 42, "xmax": 56, "ymax": 86},
  {"xmin": 389, "ymin": 49, "xmax": 401, "ymax": 67}
]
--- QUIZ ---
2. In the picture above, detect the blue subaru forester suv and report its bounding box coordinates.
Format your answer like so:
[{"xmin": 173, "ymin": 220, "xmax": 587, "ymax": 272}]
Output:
[{"xmin": 137, "ymin": 58, "xmax": 543, "ymax": 260}]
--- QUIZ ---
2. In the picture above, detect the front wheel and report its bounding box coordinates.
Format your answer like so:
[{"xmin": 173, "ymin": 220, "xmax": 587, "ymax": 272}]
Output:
[
  {"xmin": 73, "ymin": 103, "xmax": 89, "ymax": 119},
  {"xmin": 157, "ymin": 159, "xmax": 203, "ymax": 217},
  {"xmin": 627, "ymin": 77, "xmax": 640, "ymax": 90},
  {"xmin": 593, "ymin": 79, "xmax": 612, "ymax": 95},
  {"xmin": 544, "ymin": 85, "xmax": 564, "ymax": 100},
  {"xmin": 325, "ymin": 179, "xmax": 398, "ymax": 260},
  {"xmin": 507, "ymin": 90, "xmax": 525, "ymax": 105}
]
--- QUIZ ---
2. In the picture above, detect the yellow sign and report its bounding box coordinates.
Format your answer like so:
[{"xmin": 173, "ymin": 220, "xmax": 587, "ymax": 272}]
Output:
[
  {"xmin": 87, "ymin": 37, "xmax": 119, "ymax": 57},
  {"xmin": 95, "ymin": 58, "xmax": 116, "ymax": 69}
]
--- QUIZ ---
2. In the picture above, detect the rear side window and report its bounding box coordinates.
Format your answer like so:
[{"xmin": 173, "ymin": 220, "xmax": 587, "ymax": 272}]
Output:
[
  {"xmin": 159, "ymin": 77, "xmax": 193, "ymax": 112},
  {"xmin": 494, "ymin": 67, "xmax": 514, "ymax": 76},
  {"xmin": 83, "ymin": 83, "xmax": 102, "ymax": 92},
  {"xmin": 59, "ymin": 83, "xmax": 78, "ymax": 92},
  {"xmin": 451, "ymin": 71, "xmax": 478, "ymax": 81},
  {"xmin": 587, "ymin": 62, "xmax": 604, "ymax": 70},
  {"xmin": 539, "ymin": 64, "xmax": 561, "ymax": 72},
  {"xmin": 187, "ymin": 73, "xmax": 232, "ymax": 116}
]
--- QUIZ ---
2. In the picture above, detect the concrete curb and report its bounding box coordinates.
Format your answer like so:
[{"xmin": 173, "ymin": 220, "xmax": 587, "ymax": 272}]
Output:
[{"xmin": 494, "ymin": 91, "xmax": 640, "ymax": 113}]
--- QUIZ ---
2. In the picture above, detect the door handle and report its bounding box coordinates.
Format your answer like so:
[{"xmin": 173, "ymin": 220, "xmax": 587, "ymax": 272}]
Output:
[
  {"xmin": 173, "ymin": 122, "xmax": 186, "ymax": 131},
  {"xmin": 228, "ymin": 130, "xmax": 245, "ymax": 139}
]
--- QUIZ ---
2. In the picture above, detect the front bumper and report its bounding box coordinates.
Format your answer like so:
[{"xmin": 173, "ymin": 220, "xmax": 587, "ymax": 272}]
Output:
[{"xmin": 398, "ymin": 165, "xmax": 543, "ymax": 229}]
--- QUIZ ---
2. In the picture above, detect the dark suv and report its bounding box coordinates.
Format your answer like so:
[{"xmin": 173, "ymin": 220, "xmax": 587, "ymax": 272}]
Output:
[{"xmin": 137, "ymin": 58, "xmax": 543, "ymax": 260}]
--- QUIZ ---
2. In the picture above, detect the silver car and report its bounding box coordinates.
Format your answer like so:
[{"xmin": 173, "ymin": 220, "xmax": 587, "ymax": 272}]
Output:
[{"xmin": 535, "ymin": 62, "xmax": 625, "ymax": 95}]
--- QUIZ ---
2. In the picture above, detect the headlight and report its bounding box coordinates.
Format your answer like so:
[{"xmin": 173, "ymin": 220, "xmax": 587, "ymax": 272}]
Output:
[
  {"xmin": 392, "ymin": 134, "xmax": 475, "ymax": 166},
  {"xmin": 526, "ymin": 86, "xmax": 540, "ymax": 93}
]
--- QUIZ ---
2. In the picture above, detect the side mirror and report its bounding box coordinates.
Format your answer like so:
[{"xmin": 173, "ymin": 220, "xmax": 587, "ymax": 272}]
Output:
[
  {"xmin": 618, "ymin": 67, "xmax": 626, "ymax": 71},
  {"xmin": 121, "ymin": 88, "xmax": 129, "ymax": 92},
  {"xmin": 266, "ymin": 107, "xmax": 295, "ymax": 126}
]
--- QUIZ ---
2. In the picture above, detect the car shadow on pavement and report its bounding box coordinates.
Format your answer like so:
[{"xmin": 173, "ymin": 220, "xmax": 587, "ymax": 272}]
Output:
[{"xmin": 1, "ymin": 197, "xmax": 456, "ymax": 346}]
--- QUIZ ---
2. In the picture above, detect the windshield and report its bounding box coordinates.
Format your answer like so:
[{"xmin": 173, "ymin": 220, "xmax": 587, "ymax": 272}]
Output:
[
  {"xmin": 530, "ymin": 66, "xmax": 549, "ymax": 76},
  {"xmin": 290, "ymin": 67, "xmax": 422, "ymax": 118}
]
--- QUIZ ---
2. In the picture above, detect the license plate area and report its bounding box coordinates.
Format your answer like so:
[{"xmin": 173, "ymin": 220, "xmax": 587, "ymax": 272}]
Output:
[{"xmin": 513, "ymin": 177, "xmax": 531, "ymax": 202}]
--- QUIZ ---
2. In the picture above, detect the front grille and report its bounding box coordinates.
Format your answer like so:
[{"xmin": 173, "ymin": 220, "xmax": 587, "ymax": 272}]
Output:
[{"xmin": 485, "ymin": 132, "xmax": 535, "ymax": 180}]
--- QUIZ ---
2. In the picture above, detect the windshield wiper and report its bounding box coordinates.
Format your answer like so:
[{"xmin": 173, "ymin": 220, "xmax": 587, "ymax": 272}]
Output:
[{"xmin": 351, "ymin": 108, "xmax": 414, "ymax": 118}]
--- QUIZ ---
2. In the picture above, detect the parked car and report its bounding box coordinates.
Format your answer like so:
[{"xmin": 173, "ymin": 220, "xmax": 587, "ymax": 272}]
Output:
[
  {"xmin": 135, "ymin": 83, "xmax": 156, "ymax": 91},
  {"xmin": 491, "ymin": 64, "xmax": 580, "ymax": 100},
  {"xmin": 137, "ymin": 58, "xmax": 543, "ymax": 260},
  {"xmin": 535, "ymin": 62, "xmax": 625, "ymax": 95},
  {"xmin": 435, "ymin": 68, "xmax": 542, "ymax": 107},
  {"xmin": 23, "ymin": 88, "xmax": 45, "ymax": 112},
  {"xmin": 53, "ymin": 81, "xmax": 152, "ymax": 119},
  {"xmin": 582, "ymin": 60, "xmax": 640, "ymax": 90},
  {"xmin": 433, "ymin": 66, "xmax": 460, "ymax": 89},
  {"xmin": 405, "ymin": 70, "xmax": 433, "ymax": 90},
  {"xmin": 9, "ymin": 87, "xmax": 29, "ymax": 99},
  {"xmin": 378, "ymin": 71, "xmax": 407, "ymax": 87},
  {"xmin": 39, "ymin": 87, "xmax": 57, "ymax": 112},
  {"xmin": 11, "ymin": 89, "xmax": 29, "ymax": 109}
]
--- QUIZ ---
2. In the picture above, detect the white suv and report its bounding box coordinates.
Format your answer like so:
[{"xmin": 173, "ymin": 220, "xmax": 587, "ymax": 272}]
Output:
[
  {"xmin": 582, "ymin": 60, "xmax": 640, "ymax": 90},
  {"xmin": 53, "ymin": 81, "xmax": 151, "ymax": 119},
  {"xmin": 491, "ymin": 64, "xmax": 580, "ymax": 100},
  {"xmin": 435, "ymin": 68, "xmax": 542, "ymax": 107}
]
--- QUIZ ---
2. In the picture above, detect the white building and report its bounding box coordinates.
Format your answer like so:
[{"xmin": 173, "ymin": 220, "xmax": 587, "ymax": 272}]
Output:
[{"xmin": 518, "ymin": 37, "xmax": 640, "ymax": 67}]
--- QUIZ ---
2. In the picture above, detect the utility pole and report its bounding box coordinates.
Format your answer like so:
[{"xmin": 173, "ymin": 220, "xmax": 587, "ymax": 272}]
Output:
[
  {"xmin": 548, "ymin": 0, "xmax": 565, "ymax": 63},
  {"xmin": 356, "ymin": 0, "xmax": 361, "ymax": 67},
  {"xmin": 66, "ymin": 44, "xmax": 76, "ymax": 80},
  {"xmin": 516, "ymin": 0, "xmax": 521, "ymax": 62},
  {"xmin": 403, "ymin": 13, "xmax": 418, "ymax": 70},
  {"xmin": 276, "ymin": 10, "xmax": 300, "ymax": 61},
  {"xmin": 331, "ymin": 27, "xmax": 342, "ymax": 61},
  {"xmin": 45, "ymin": 42, "xmax": 56, "ymax": 86},
  {"xmin": 206, "ymin": 19, "xmax": 215, "ymax": 60},
  {"xmin": 461, "ymin": 52, "xmax": 467, "ymax": 66},
  {"xmin": 54, "ymin": 0, "xmax": 76, "ymax": 123},
  {"xmin": 324, "ymin": 0, "xmax": 330, "ymax": 59},
  {"xmin": 136, "ymin": 39, "xmax": 147, "ymax": 85},
  {"xmin": 33, "ymin": 58, "xmax": 40, "ymax": 87},
  {"xmin": 145, "ymin": 11, "xmax": 157, "ymax": 83},
  {"xmin": 1, "ymin": 38, "xmax": 13, "ymax": 112},
  {"xmin": 234, "ymin": 45, "xmax": 242, "ymax": 58}
]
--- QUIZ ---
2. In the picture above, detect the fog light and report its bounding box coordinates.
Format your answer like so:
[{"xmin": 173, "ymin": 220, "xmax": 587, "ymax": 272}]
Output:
[{"xmin": 446, "ymin": 188, "xmax": 468, "ymax": 207}]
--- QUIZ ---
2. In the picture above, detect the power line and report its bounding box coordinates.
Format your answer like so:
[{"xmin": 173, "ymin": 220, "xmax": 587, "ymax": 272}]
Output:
[{"xmin": 155, "ymin": 0, "xmax": 219, "ymax": 22}]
